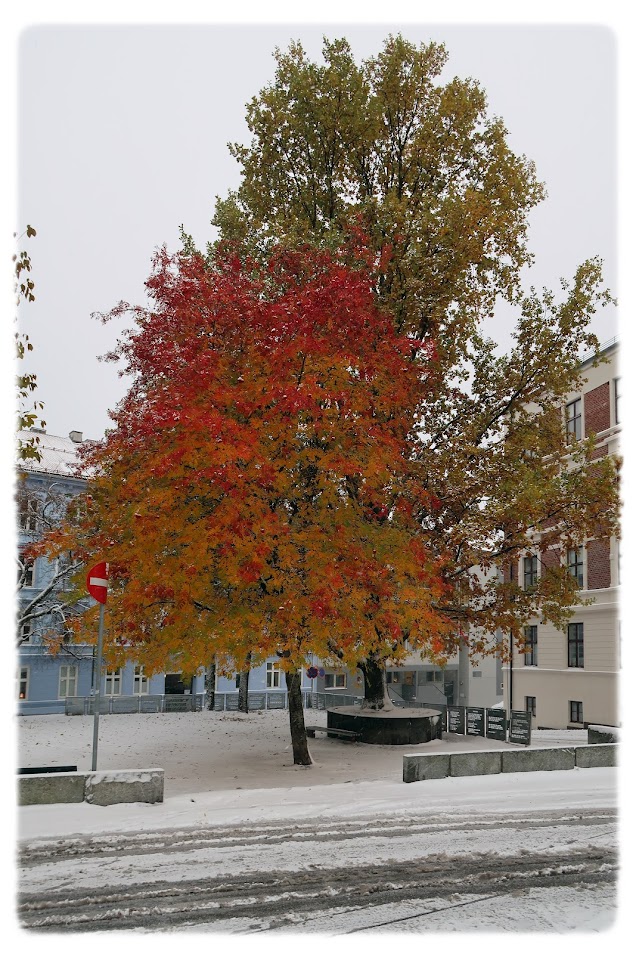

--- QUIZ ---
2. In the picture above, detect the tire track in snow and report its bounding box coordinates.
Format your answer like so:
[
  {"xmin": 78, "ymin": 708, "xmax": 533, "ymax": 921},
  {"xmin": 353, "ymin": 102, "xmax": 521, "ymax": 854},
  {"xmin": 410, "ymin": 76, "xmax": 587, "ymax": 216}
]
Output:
[{"xmin": 18, "ymin": 808, "xmax": 618, "ymax": 933}]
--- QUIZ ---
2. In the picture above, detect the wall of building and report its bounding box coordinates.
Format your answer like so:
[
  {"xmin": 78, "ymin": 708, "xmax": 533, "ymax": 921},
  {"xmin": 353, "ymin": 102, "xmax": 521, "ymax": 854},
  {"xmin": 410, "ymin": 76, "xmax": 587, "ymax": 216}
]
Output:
[{"xmin": 503, "ymin": 340, "xmax": 620, "ymax": 728}]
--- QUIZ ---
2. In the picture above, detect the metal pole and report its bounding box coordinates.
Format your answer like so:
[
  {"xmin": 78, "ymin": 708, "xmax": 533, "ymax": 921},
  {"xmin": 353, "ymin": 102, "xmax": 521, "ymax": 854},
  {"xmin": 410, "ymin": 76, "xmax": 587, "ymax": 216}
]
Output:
[
  {"xmin": 91, "ymin": 602, "xmax": 105, "ymax": 771},
  {"xmin": 509, "ymin": 629, "xmax": 513, "ymax": 716}
]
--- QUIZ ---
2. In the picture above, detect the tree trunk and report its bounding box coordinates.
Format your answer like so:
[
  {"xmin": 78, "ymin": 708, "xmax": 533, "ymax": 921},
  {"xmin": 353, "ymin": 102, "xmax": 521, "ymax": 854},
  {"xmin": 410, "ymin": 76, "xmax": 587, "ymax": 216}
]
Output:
[
  {"xmin": 237, "ymin": 652, "xmax": 252, "ymax": 713},
  {"xmin": 358, "ymin": 654, "xmax": 394, "ymax": 710},
  {"xmin": 205, "ymin": 661, "xmax": 216, "ymax": 711},
  {"xmin": 285, "ymin": 670, "xmax": 312, "ymax": 765}
]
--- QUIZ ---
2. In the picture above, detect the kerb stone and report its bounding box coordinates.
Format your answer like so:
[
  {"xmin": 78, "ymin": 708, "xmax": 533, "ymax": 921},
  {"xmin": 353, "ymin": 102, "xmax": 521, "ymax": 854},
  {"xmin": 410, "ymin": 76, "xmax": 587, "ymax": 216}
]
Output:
[
  {"xmin": 575, "ymin": 744, "xmax": 618, "ymax": 768},
  {"xmin": 501, "ymin": 746, "xmax": 575, "ymax": 774},
  {"xmin": 84, "ymin": 769, "xmax": 164, "ymax": 805},
  {"xmin": 403, "ymin": 754, "xmax": 449, "ymax": 782},
  {"xmin": 18, "ymin": 772, "xmax": 86, "ymax": 806},
  {"xmin": 450, "ymin": 751, "xmax": 502, "ymax": 777}
]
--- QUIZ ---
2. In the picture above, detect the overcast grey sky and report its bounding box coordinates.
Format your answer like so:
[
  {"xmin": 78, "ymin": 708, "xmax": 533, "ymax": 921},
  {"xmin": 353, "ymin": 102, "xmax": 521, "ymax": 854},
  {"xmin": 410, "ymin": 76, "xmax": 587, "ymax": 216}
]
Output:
[{"xmin": 17, "ymin": 22, "xmax": 618, "ymax": 440}]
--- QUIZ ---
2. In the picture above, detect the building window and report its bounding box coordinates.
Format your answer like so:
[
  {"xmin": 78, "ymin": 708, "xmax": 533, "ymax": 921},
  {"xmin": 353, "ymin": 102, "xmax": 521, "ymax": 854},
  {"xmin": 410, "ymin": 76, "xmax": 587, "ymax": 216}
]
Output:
[
  {"xmin": 565, "ymin": 398, "xmax": 582, "ymax": 441},
  {"xmin": 567, "ymin": 547, "xmax": 584, "ymax": 588},
  {"xmin": 472, "ymin": 670, "xmax": 482, "ymax": 678},
  {"xmin": 19, "ymin": 622, "xmax": 32, "ymax": 644},
  {"xmin": 104, "ymin": 668, "xmax": 122, "ymax": 695},
  {"xmin": 59, "ymin": 665, "xmax": 78, "ymax": 698},
  {"xmin": 18, "ymin": 496, "xmax": 39, "ymax": 532},
  {"xmin": 18, "ymin": 667, "xmax": 29, "ymax": 700},
  {"xmin": 569, "ymin": 700, "xmax": 584, "ymax": 724},
  {"xmin": 524, "ymin": 625, "xmax": 538, "ymax": 666},
  {"xmin": 523, "ymin": 555, "xmax": 538, "ymax": 590},
  {"xmin": 266, "ymin": 662, "xmax": 281, "ymax": 689},
  {"xmin": 614, "ymin": 377, "xmax": 621, "ymax": 425},
  {"xmin": 18, "ymin": 557, "xmax": 35, "ymax": 588},
  {"xmin": 56, "ymin": 552, "xmax": 75, "ymax": 592},
  {"xmin": 567, "ymin": 623, "xmax": 584, "ymax": 668},
  {"xmin": 324, "ymin": 672, "xmax": 347, "ymax": 689},
  {"xmin": 133, "ymin": 665, "xmax": 149, "ymax": 694},
  {"xmin": 525, "ymin": 696, "xmax": 537, "ymax": 717},
  {"xmin": 387, "ymin": 671, "xmax": 401, "ymax": 684}
]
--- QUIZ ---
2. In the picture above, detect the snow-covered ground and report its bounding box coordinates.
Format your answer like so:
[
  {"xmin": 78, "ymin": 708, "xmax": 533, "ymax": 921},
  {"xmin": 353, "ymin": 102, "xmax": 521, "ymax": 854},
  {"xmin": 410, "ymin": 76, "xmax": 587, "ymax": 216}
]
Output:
[
  {"xmin": 13, "ymin": 709, "xmax": 626, "ymax": 940},
  {"xmin": 16, "ymin": 707, "xmax": 590, "ymax": 798}
]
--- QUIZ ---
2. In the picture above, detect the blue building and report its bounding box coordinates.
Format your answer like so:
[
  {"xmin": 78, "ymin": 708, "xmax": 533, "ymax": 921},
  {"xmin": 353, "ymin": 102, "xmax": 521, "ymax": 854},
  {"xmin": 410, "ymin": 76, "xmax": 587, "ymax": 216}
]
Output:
[
  {"xmin": 17, "ymin": 429, "xmax": 323, "ymax": 715},
  {"xmin": 16, "ymin": 429, "xmax": 210, "ymax": 714}
]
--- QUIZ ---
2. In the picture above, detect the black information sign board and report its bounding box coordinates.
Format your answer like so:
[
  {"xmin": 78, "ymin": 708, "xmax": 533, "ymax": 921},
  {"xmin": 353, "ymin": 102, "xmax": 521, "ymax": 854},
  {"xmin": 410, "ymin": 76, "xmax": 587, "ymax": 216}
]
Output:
[
  {"xmin": 448, "ymin": 705, "xmax": 466, "ymax": 734},
  {"xmin": 509, "ymin": 710, "xmax": 532, "ymax": 746},
  {"xmin": 431, "ymin": 705, "xmax": 447, "ymax": 732},
  {"xmin": 486, "ymin": 708, "xmax": 507, "ymax": 742},
  {"xmin": 466, "ymin": 707, "xmax": 485, "ymax": 737}
]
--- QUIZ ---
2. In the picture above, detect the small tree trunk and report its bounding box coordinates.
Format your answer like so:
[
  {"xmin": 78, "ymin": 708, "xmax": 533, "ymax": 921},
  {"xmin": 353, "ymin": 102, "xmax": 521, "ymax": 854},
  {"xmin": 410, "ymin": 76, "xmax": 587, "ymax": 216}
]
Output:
[
  {"xmin": 237, "ymin": 652, "xmax": 252, "ymax": 713},
  {"xmin": 205, "ymin": 661, "xmax": 216, "ymax": 710},
  {"xmin": 285, "ymin": 670, "xmax": 312, "ymax": 765},
  {"xmin": 358, "ymin": 654, "xmax": 394, "ymax": 710}
]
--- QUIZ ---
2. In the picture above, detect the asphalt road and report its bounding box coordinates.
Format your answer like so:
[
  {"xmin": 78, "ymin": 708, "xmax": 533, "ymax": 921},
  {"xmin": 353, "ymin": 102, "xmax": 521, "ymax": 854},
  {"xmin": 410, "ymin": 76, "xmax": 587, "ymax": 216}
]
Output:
[{"xmin": 18, "ymin": 806, "xmax": 618, "ymax": 933}]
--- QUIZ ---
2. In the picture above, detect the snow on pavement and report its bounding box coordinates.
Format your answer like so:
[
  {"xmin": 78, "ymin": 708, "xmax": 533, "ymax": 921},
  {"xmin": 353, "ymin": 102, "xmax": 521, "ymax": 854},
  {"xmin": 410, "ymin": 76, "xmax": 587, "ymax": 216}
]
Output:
[{"xmin": 13, "ymin": 708, "xmax": 628, "ymax": 938}]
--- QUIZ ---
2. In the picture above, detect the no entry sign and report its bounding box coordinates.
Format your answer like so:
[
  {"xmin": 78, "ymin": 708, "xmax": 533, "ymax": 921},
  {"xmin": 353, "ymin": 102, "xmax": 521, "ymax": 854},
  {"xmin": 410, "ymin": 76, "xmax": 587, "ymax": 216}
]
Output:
[{"xmin": 86, "ymin": 561, "xmax": 109, "ymax": 604}]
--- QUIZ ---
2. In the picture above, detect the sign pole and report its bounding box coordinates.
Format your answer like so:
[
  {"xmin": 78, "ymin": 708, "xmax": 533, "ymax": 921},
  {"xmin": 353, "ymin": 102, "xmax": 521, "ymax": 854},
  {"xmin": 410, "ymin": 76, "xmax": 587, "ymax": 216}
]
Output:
[
  {"xmin": 86, "ymin": 560, "xmax": 109, "ymax": 773},
  {"xmin": 91, "ymin": 601, "xmax": 105, "ymax": 771}
]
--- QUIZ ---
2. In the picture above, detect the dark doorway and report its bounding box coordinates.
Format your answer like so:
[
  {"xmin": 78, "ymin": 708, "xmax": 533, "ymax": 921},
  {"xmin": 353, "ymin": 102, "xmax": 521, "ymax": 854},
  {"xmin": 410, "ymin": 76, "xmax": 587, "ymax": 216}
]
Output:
[{"xmin": 165, "ymin": 673, "xmax": 193, "ymax": 695}]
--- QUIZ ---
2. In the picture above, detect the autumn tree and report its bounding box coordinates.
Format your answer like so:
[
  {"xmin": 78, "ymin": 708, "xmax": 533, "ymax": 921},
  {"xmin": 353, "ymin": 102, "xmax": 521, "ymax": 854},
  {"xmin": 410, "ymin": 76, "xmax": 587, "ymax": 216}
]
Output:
[
  {"xmin": 37, "ymin": 241, "xmax": 451, "ymax": 764},
  {"xmin": 207, "ymin": 34, "xmax": 620, "ymax": 703}
]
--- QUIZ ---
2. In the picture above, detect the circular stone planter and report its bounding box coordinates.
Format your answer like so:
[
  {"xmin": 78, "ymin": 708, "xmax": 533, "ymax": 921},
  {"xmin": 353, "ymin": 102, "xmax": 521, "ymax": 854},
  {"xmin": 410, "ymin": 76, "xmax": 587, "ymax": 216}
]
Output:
[{"xmin": 327, "ymin": 706, "xmax": 442, "ymax": 745}]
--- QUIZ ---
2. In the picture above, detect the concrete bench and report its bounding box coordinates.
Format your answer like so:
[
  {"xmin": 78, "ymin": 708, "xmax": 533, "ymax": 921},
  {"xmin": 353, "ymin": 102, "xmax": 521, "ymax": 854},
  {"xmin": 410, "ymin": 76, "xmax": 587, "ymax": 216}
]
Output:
[{"xmin": 306, "ymin": 725, "xmax": 361, "ymax": 742}]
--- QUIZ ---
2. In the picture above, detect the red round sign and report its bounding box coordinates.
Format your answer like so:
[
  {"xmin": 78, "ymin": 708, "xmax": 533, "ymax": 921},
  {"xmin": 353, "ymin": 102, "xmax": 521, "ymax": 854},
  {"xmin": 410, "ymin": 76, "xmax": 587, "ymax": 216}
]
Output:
[{"xmin": 86, "ymin": 561, "xmax": 109, "ymax": 604}]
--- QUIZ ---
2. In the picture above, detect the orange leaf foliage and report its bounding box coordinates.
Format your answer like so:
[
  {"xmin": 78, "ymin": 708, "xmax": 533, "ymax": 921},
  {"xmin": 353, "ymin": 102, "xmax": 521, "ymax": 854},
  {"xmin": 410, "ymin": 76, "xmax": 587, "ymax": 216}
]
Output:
[{"xmin": 46, "ymin": 243, "xmax": 454, "ymax": 675}]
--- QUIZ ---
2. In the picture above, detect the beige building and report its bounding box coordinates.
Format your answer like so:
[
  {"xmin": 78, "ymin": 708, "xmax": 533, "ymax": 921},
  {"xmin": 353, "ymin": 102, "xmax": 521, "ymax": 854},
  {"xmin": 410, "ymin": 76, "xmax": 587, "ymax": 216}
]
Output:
[{"xmin": 502, "ymin": 338, "xmax": 620, "ymax": 728}]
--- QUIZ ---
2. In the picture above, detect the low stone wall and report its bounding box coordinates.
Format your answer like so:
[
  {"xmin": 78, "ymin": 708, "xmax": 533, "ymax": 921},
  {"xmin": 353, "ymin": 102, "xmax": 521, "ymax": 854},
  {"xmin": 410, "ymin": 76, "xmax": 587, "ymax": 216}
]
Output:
[
  {"xmin": 18, "ymin": 768, "xmax": 164, "ymax": 806},
  {"xmin": 588, "ymin": 724, "xmax": 620, "ymax": 744},
  {"xmin": 403, "ymin": 745, "xmax": 618, "ymax": 783}
]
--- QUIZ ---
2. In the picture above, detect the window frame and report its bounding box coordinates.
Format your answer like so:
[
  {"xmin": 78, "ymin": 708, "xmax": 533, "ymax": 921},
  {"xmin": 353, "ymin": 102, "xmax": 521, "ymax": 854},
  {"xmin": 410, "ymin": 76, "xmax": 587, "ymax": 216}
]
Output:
[
  {"xmin": 565, "ymin": 398, "xmax": 582, "ymax": 441},
  {"xmin": 58, "ymin": 664, "xmax": 78, "ymax": 698},
  {"xmin": 19, "ymin": 621, "xmax": 32, "ymax": 644},
  {"xmin": 104, "ymin": 668, "xmax": 123, "ymax": 695},
  {"xmin": 525, "ymin": 695, "xmax": 537, "ymax": 717},
  {"xmin": 266, "ymin": 662, "xmax": 281, "ymax": 689},
  {"xmin": 524, "ymin": 625, "xmax": 538, "ymax": 666},
  {"xmin": 19, "ymin": 556, "xmax": 35, "ymax": 588},
  {"xmin": 324, "ymin": 672, "xmax": 347, "ymax": 690},
  {"xmin": 567, "ymin": 622, "xmax": 584, "ymax": 668},
  {"xmin": 569, "ymin": 700, "xmax": 584, "ymax": 724},
  {"xmin": 614, "ymin": 377, "xmax": 621, "ymax": 425},
  {"xmin": 133, "ymin": 664, "xmax": 149, "ymax": 695},
  {"xmin": 567, "ymin": 547, "xmax": 584, "ymax": 589},
  {"xmin": 18, "ymin": 496, "xmax": 39, "ymax": 533},
  {"xmin": 18, "ymin": 666, "xmax": 29, "ymax": 700},
  {"xmin": 523, "ymin": 555, "xmax": 538, "ymax": 590}
]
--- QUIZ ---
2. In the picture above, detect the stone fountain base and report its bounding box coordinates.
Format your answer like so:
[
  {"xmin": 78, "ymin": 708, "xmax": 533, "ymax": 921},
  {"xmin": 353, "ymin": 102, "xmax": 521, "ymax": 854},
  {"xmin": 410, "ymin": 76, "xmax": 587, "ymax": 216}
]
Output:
[{"xmin": 327, "ymin": 705, "xmax": 442, "ymax": 745}]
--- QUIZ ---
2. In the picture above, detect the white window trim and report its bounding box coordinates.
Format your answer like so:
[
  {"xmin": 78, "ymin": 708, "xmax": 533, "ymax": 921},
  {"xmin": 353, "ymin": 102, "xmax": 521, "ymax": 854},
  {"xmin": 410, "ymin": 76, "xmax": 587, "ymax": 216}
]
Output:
[
  {"xmin": 105, "ymin": 668, "xmax": 123, "ymax": 695},
  {"xmin": 565, "ymin": 397, "xmax": 583, "ymax": 441},
  {"xmin": 324, "ymin": 672, "xmax": 347, "ymax": 689},
  {"xmin": 266, "ymin": 662, "xmax": 282, "ymax": 689},
  {"xmin": 20, "ymin": 621, "xmax": 32, "ymax": 644},
  {"xmin": 133, "ymin": 665, "xmax": 149, "ymax": 695},
  {"xmin": 18, "ymin": 666, "xmax": 29, "ymax": 700},
  {"xmin": 58, "ymin": 664, "xmax": 78, "ymax": 698}
]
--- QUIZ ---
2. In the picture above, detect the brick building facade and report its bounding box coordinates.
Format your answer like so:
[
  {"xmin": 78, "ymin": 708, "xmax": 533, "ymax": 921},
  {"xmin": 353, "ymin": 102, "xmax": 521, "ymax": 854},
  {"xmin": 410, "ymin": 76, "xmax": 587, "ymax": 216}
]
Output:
[{"xmin": 503, "ymin": 339, "xmax": 620, "ymax": 728}]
